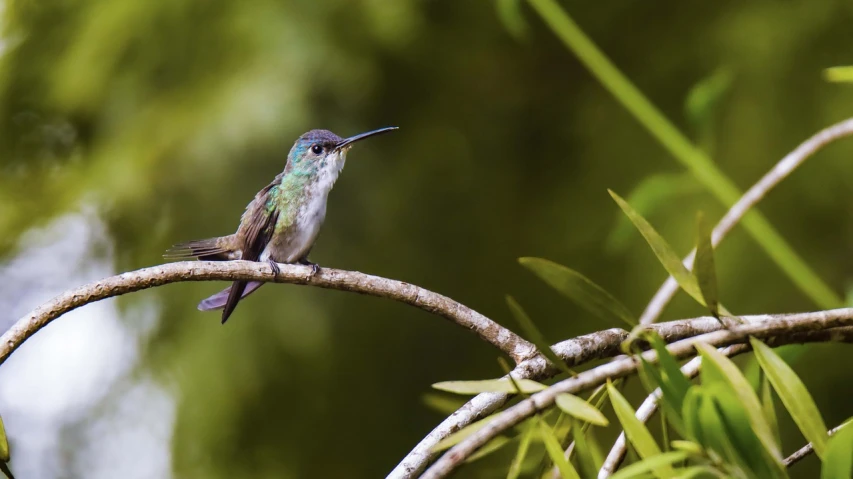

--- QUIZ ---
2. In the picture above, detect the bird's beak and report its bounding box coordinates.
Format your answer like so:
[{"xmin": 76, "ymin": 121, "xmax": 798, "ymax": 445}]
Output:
[{"xmin": 335, "ymin": 126, "xmax": 398, "ymax": 151}]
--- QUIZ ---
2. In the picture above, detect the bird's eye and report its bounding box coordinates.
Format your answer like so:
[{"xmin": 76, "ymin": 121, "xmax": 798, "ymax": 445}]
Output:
[{"xmin": 311, "ymin": 144, "xmax": 323, "ymax": 154}]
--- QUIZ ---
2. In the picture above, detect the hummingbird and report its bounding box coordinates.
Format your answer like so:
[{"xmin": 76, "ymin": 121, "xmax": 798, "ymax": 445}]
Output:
[{"xmin": 165, "ymin": 126, "xmax": 398, "ymax": 323}]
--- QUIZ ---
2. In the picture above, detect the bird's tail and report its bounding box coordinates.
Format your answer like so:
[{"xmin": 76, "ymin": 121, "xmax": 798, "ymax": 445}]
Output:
[
  {"xmin": 164, "ymin": 235, "xmax": 239, "ymax": 261},
  {"xmin": 198, "ymin": 281, "xmax": 265, "ymax": 323}
]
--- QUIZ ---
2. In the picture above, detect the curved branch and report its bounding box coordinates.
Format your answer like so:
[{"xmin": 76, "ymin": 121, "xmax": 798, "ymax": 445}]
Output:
[
  {"xmin": 421, "ymin": 309, "xmax": 853, "ymax": 479},
  {"xmin": 1, "ymin": 260, "xmax": 538, "ymax": 365}
]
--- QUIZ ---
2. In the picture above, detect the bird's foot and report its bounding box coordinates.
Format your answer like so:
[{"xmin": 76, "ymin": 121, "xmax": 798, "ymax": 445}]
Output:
[
  {"xmin": 299, "ymin": 259, "xmax": 320, "ymax": 280},
  {"xmin": 267, "ymin": 260, "xmax": 281, "ymax": 276}
]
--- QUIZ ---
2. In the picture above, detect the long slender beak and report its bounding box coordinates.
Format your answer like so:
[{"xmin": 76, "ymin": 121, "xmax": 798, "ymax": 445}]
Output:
[{"xmin": 335, "ymin": 126, "xmax": 398, "ymax": 150}]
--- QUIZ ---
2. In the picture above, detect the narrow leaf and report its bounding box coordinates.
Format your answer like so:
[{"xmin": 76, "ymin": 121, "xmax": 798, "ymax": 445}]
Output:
[
  {"xmin": 519, "ymin": 257, "xmax": 636, "ymax": 327},
  {"xmin": 537, "ymin": 417, "xmax": 581, "ymax": 479},
  {"xmin": 507, "ymin": 296, "xmax": 573, "ymax": 375},
  {"xmin": 555, "ymin": 393, "xmax": 609, "ymax": 426},
  {"xmin": 695, "ymin": 344, "xmax": 783, "ymax": 464},
  {"xmin": 571, "ymin": 419, "xmax": 603, "ymax": 477},
  {"xmin": 507, "ymin": 419, "xmax": 535, "ymax": 479},
  {"xmin": 693, "ymin": 212, "xmax": 719, "ymax": 317},
  {"xmin": 608, "ymin": 190, "xmax": 705, "ymax": 306},
  {"xmin": 433, "ymin": 378, "xmax": 547, "ymax": 395},
  {"xmin": 496, "ymin": 0, "xmax": 528, "ymax": 40},
  {"xmin": 432, "ymin": 416, "xmax": 497, "ymax": 452},
  {"xmin": 466, "ymin": 436, "xmax": 511, "ymax": 463},
  {"xmin": 750, "ymin": 338, "xmax": 829, "ymax": 458},
  {"xmin": 670, "ymin": 440, "xmax": 704, "ymax": 455},
  {"xmin": 607, "ymin": 381, "xmax": 675, "ymax": 477},
  {"xmin": 422, "ymin": 393, "xmax": 466, "ymax": 415},
  {"xmin": 0, "ymin": 415, "xmax": 8, "ymax": 463},
  {"xmin": 760, "ymin": 373, "xmax": 780, "ymax": 448},
  {"xmin": 610, "ymin": 451, "xmax": 689, "ymax": 479},
  {"xmin": 606, "ymin": 173, "xmax": 701, "ymax": 254},
  {"xmin": 643, "ymin": 331, "xmax": 691, "ymax": 407},
  {"xmin": 824, "ymin": 66, "xmax": 853, "ymax": 83},
  {"xmin": 675, "ymin": 465, "xmax": 724, "ymax": 479},
  {"xmin": 822, "ymin": 422, "xmax": 853, "ymax": 479}
]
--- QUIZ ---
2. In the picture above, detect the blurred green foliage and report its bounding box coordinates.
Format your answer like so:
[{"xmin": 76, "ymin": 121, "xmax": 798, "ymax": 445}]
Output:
[{"xmin": 2, "ymin": 0, "xmax": 853, "ymax": 477}]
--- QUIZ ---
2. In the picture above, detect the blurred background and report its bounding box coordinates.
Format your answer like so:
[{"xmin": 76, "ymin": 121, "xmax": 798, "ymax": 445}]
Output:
[{"xmin": 1, "ymin": 0, "xmax": 852, "ymax": 477}]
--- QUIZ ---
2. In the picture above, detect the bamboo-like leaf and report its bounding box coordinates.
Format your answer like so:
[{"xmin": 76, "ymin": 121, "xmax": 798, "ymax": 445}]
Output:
[
  {"xmin": 606, "ymin": 173, "xmax": 701, "ymax": 254},
  {"xmin": 760, "ymin": 373, "xmax": 780, "ymax": 448},
  {"xmin": 695, "ymin": 344, "xmax": 783, "ymax": 464},
  {"xmin": 693, "ymin": 212, "xmax": 719, "ymax": 317},
  {"xmin": 465, "ymin": 436, "xmax": 512, "ymax": 463},
  {"xmin": 496, "ymin": 0, "xmax": 528, "ymax": 40},
  {"xmin": 555, "ymin": 393, "xmax": 609, "ymax": 426},
  {"xmin": 637, "ymin": 356, "xmax": 686, "ymax": 437},
  {"xmin": 608, "ymin": 190, "xmax": 705, "ymax": 306},
  {"xmin": 422, "ymin": 393, "xmax": 467, "ymax": 415},
  {"xmin": 0, "ymin": 415, "xmax": 8, "ymax": 463},
  {"xmin": 519, "ymin": 257, "xmax": 636, "ymax": 327},
  {"xmin": 642, "ymin": 331, "xmax": 691, "ymax": 407},
  {"xmin": 821, "ymin": 422, "xmax": 853, "ymax": 479},
  {"xmin": 607, "ymin": 381, "xmax": 675, "ymax": 477},
  {"xmin": 432, "ymin": 378, "xmax": 547, "ymax": 395},
  {"xmin": 824, "ymin": 66, "xmax": 853, "ymax": 84},
  {"xmin": 507, "ymin": 296, "xmax": 574, "ymax": 375},
  {"xmin": 571, "ymin": 419, "xmax": 603, "ymax": 477},
  {"xmin": 670, "ymin": 440, "xmax": 703, "ymax": 455},
  {"xmin": 537, "ymin": 417, "xmax": 581, "ymax": 479},
  {"xmin": 674, "ymin": 465, "xmax": 724, "ymax": 479},
  {"xmin": 685, "ymin": 68, "xmax": 733, "ymax": 131},
  {"xmin": 432, "ymin": 416, "xmax": 497, "ymax": 452},
  {"xmin": 609, "ymin": 451, "xmax": 689, "ymax": 479},
  {"xmin": 750, "ymin": 338, "xmax": 829, "ymax": 459},
  {"xmin": 507, "ymin": 419, "xmax": 536, "ymax": 479}
]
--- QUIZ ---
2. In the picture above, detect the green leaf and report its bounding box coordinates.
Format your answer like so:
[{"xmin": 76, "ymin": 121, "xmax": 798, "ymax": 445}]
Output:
[
  {"xmin": 506, "ymin": 296, "xmax": 574, "ymax": 376},
  {"xmin": 674, "ymin": 465, "xmax": 722, "ymax": 479},
  {"xmin": 0, "ymin": 415, "xmax": 7, "ymax": 463},
  {"xmin": 608, "ymin": 190, "xmax": 705, "ymax": 306},
  {"xmin": 607, "ymin": 381, "xmax": 675, "ymax": 477},
  {"xmin": 421, "ymin": 393, "xmax": 467, "ymax": 415},
  {"xmin": 642, "ymin": 331, "xmax": 691, "ymax": 408},
  {"xmin": 693, "ymin": 212, "xmax": 719, "ymax": 317},
  {"xmin": 519, "ymin": 257, "xmax": 636, "ymax": 327},
  {"xmin": 507, "ymin": 419, "xmax": 536, "ymax": 479},
  {"xmin": 824, "ymin": 66, "xmax": 853, "ymax": 84},
  {"xmin": 637, "ymin": 355, "xmax": 687, "ymax": 437},
  {"xmin": 695, "ymin": 344, "xmax": 784, "ymax": 464},
  {"xmin": 606, "ymin": 173, "xmax": 701, "ymax": 254},
  {"xmin": 822, "ymin": 422, "xmax": 853, "ymax": 479},
  {"xmin": 537, "ymin": 417, "xmax": 581, "ymax": 479},
  {"xmin": 609, "ymin": 451, "xmax": 689, "ymax": 479},
  {"xmin": 432, "ymin": 416, "xmax": 497, "ymax": 452},
  {"xmin": 495, "ymin": 0, "xmax": 528, "ymax": 40},
  {"xmin": 466, "ymin": 436, "xmax": 512, "ymax": 463},
  {"xmin": 432, "ymin": 378, "xmax": 547, "ymax": 395},
  {"xmin": 555, "ymin": 393, "xmax": 609, "ymax": 426},
  {"xmin": 760, "ymin": 373, "xmax": 780, "ymax": 448},
  {"xmin": 750, "ymin": 338, "xmax": 829, "ymax": 458},
  {"xmin": 670, "ymin": 440, "xmax": 704, "ymax": 455},
  {"xmin": 684, "ymin": 68, "xmax": 733, "ymax": 130},
  {"xmin": 571, "ymin": 419, "xmax": 603, "ymax": 477}
]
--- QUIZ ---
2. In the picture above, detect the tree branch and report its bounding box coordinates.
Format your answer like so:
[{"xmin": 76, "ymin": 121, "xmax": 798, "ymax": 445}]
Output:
[
  {"xmin": 1, "ymin": 260, "xmax": 539, "ymax": 365},
  {"xmin": 421, "ymin": 310, "xmax": 853, "ymax": 479}
]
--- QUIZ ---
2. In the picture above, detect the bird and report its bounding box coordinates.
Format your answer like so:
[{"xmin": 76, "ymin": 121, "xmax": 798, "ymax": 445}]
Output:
[{"xmin": 165, "ymin": 127, "xmax": 398, "ymax": 323}]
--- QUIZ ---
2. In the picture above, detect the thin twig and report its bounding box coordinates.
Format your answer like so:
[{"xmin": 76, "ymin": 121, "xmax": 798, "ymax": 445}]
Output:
[
  {"xmin": 1, "ymin": 260, "xmax": 539, "ymax": 365},
  {"xmin": 421, "ymin": 311, "xmax": 853, "ymax": 479},
  {"xmin": 784, "ymin": 422, "xmax": 848, "ymax": 468}
]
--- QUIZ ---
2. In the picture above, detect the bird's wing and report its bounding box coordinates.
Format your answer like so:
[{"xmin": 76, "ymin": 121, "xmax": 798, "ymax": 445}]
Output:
[
  {"xmin": 163, "ymin": 237, "xmax": 233, "ymax": 259},
  {"xmin": 238, "ymin": 182, "xmax": 281, "ymax": 261}
]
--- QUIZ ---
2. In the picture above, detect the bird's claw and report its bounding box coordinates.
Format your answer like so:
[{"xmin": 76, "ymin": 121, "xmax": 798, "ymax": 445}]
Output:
[
  {"xmin": 299, "ymin": 260, "xmax": 320, "ymax": 281},
  {"xmin": 268, "ymin": 260, "xmax": 281, "ymax": 276}
]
